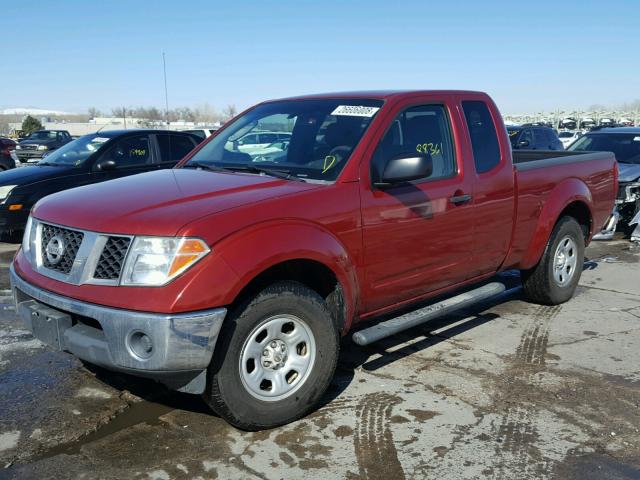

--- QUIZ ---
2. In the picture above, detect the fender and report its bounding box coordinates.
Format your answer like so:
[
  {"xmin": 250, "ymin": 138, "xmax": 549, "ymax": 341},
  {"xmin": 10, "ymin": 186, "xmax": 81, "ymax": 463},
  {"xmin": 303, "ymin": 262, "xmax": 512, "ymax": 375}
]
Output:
[
  {"xmin": 520, "ymin": 178, "xmax": 593, "ymax": 270},
  {"xmin": 213, "ymin": 219, "xmax": 361, "ymax": 333}
]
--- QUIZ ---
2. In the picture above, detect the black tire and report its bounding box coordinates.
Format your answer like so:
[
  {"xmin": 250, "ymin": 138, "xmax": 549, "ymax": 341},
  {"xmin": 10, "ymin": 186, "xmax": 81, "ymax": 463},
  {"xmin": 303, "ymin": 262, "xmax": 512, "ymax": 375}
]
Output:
[
  {"xmin": 204, "ymin": 281, "xmax": 340, "ymax": 430},
  {"xmin": 521, "ymin": 216, "xmax": 585, "ymax": 305}
]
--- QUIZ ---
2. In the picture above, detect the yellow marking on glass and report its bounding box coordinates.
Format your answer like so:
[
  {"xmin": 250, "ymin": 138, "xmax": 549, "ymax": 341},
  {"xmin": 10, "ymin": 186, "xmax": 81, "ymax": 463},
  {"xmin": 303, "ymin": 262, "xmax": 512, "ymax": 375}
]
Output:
[{"xmin": 322, "ymin": 155, "xmax": 337, "ymax": 173}]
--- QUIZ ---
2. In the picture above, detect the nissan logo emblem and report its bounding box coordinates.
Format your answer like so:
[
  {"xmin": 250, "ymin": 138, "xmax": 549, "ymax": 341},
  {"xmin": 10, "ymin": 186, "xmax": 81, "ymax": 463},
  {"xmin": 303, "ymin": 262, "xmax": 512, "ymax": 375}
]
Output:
[{"xmin": 45, "ymin": 235, "xmax": 66, "ymax": 265}]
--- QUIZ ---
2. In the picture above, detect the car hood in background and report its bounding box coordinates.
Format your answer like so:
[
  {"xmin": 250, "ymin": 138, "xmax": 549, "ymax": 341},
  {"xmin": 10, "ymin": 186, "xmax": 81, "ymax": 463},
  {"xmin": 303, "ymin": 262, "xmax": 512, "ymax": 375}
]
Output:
[
  {"xmin": 32, "ymin": 168, "xmax": 320, "ymax": 237},
  {"xmin": 618, "ymin": 163, "xmax": 640, "ymax": 182},
  {"xmin": 0, "ymin": 165, "xmax": 75, "ymax": 186},
  {"xmin": 19, "ymin": 139, "xmax": 58, "ymax": 146}
]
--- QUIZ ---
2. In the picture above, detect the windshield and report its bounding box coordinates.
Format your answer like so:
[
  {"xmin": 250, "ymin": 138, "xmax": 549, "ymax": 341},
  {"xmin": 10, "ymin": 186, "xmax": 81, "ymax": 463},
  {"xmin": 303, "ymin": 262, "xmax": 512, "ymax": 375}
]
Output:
[
  {"xmin": 568, "ymin": 133, "xmax": 640, "ymax": 164},
  {"xmin": 507, "ymin": 128, "xmax": 522, "ymax": 147},
  {"xmin": 184, "ymin": 98, "xmax": 383, "ymax": 181},
  {"xmin": 558, "ymin": 131, "xmax": 575, "ymax": 138},
  {"xmin": 38, "ymin": 134, "xmax": 111, "ymax": 166},
  {"xmin": 27, "ymin": 131, "xmax": 57, "ymax": 140}
]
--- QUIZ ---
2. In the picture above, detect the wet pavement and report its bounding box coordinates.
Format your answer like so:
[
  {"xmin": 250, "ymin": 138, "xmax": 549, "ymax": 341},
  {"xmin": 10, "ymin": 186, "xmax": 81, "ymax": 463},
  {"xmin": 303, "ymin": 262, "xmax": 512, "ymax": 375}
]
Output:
[{"xmin": 1, "ymin": 239, "xmax": 639, "ymax": 479}]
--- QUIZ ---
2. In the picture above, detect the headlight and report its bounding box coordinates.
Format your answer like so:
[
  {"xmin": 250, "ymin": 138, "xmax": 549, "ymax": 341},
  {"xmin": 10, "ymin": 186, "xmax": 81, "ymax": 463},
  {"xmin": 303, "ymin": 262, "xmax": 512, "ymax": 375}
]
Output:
[
  {"xmin": 0, "ymin": 185, "xmax": 17, "ymax": 203},
  {"xmin": 15, "ymin": 145, "xmax": 22, "ymax": 150},
  {"xmin": 22, "ymin": 215, "xmax": 33, "ymax": 256},
  {"xmin": 37, "ymin": 145, "xmax": 49, "ymax": 151},
  {"xmin": 121, "ymin": 237, "xmax": 210, "ymax": 286}
]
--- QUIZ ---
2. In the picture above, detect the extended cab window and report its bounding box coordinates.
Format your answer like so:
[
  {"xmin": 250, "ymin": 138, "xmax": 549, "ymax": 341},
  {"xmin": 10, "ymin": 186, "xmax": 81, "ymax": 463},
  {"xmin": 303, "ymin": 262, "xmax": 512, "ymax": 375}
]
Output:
[
  {"xmin": 100, "ymin": 135, "xmax": 151, "ymax": 167},
  {"xmin": 157, "ymin": 135, "xmax": 197, "ymax": 163},
  {"xmin": 462, "ymin": 101, "xmax": 501, "ymax": 173},
  {"xmin": 372, "ymin": 105, "xmax": 456, "ymax": 182}
]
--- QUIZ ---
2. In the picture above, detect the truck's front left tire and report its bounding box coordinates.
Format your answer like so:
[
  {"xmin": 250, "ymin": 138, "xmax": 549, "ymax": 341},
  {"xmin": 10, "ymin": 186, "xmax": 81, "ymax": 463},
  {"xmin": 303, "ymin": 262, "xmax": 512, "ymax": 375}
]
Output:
[{"xmin": 204, "ymin": 281, "xmax": 340, "ymax": 430}]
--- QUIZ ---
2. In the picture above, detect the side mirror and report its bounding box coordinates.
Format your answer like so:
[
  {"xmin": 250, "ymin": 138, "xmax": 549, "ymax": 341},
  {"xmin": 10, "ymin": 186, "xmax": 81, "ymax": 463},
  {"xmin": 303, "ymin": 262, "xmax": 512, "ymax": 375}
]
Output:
[
  {"xmin": 95, "ymin": 159, "xmax": 116, "ymax": 171},
  {"xmin": 374, "ymin": 153, "xmax": 433, "ymax": 188},
  {"xmin": 517, "ymin": 140, "xmax": 530, "ymax": 148}
]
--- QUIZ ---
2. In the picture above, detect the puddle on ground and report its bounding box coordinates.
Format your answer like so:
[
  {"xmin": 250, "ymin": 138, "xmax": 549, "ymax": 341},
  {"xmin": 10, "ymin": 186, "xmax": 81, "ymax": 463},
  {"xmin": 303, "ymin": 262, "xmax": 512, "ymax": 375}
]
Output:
[{"xmin": 28, "ymin": 397, "xmax": 175, "ymax": 462}]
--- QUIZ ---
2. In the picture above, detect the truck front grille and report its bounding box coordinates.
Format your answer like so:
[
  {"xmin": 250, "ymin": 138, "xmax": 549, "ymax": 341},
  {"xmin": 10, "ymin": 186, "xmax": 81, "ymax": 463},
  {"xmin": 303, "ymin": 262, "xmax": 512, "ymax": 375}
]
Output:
[
  {"xmin": 40, "ymin": 224, "xmax": 84, "ymax": 274},
  {"xmin": 93, "ymin": 237, "xmax": 131, "ymax": 280},
  {"xmin": 21, "ymin": 145, "xmax": 38, "ymax": 151}
]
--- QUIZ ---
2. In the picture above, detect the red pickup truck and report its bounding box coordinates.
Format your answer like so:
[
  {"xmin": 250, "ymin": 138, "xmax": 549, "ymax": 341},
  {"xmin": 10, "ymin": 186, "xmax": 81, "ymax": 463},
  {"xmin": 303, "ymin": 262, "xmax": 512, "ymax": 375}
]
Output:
[{"xmin": 11, "ymin": 91, "xmax": 617, "ymax": 430}]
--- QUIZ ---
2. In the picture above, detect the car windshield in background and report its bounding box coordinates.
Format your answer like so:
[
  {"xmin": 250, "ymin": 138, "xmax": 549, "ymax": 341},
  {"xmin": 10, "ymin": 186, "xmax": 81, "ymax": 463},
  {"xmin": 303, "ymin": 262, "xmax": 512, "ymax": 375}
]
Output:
[
  {"xmin": 568, "ymin": 133, "xmax": 640, "ymax": 164},
  {"xmin": 506, "ymin": 128, "xmax": 522, "ymax": 147},
  {"xmin": 184, "ymin": 99, "xmax": 383, "ymax": 182},
  {"xmin": 37, "ymin": 134, "xmax": 111, "ymax": 166},
  {"xmin": 558, "ymin": 131, "xmax": 575, "ymax": 138},
  {"xmin": 27, "ymin": 131, "xmax": 57, "ymax": 140}
]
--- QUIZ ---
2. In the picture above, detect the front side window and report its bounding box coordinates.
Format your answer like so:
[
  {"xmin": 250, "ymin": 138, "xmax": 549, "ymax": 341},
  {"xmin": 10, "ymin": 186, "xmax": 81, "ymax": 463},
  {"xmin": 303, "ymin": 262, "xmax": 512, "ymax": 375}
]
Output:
[
  {"xmin": 185, "ymin": 98, "xmax": 383, "ymax": 182},
  {"xmin": 462, "ymin": 101, "xmax": 501, "ymax": 173},
  {"xmin": 520, "ymin": 129, "xmax": 534, "ymax": 146},
  {"xmin": 100, "ymin": 135, "xmax": 151, "ymax": 167},
  {"xmin": 371, "ymin": 104, "xmax": 456, "ymax": 182}
]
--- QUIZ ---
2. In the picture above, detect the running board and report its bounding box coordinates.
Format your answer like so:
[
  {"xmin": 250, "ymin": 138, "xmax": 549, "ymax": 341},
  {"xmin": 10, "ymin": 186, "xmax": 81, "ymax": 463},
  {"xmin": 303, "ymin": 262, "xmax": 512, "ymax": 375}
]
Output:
[{"xmin": 352, "ymin": 282, "xmax": 506, "ymax": 346}]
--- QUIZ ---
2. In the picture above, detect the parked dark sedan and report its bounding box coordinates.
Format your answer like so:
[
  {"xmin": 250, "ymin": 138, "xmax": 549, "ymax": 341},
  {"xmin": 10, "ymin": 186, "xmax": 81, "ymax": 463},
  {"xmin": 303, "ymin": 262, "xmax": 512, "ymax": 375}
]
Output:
[
  {"xmin": 507, "ymin": 125, "xmax": 564, "ymax": 150},
  {"xmin": 0, "ymin": 138, "xmax": 18, "ymax": 170},
  {"xmin": 0, "ymin": 129, "xmax": 201, "ymax": 240},
  {"xmin": 567, "ymin": 127, "xmax": 640, "ymax": 240}
]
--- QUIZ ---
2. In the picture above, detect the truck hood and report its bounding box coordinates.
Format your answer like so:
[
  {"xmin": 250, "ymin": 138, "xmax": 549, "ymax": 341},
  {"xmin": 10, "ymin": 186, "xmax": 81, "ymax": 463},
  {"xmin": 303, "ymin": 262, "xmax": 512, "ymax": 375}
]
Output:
[
  {"xmin": 32, "ymin": 168, "xmax": 320, "ymax": 236},
  {"xmin": 618, "ymin": 163, "xmax": 640, "ymax": 183}
]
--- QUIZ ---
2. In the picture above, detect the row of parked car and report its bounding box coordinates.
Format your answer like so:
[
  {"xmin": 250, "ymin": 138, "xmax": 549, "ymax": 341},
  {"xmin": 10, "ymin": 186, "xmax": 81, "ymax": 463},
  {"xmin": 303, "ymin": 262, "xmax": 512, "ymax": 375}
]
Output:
[{"xmin": 1, "ymin": 119, "xmax": 639, "ymax": 243}]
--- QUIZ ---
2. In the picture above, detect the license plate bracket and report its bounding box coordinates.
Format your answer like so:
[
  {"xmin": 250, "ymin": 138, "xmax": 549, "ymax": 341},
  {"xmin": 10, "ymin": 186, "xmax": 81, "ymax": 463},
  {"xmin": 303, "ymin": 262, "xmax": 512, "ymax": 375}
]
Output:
[{"xmin": 19, "ymin": 300, "xmax": 73, "ymax": 351}]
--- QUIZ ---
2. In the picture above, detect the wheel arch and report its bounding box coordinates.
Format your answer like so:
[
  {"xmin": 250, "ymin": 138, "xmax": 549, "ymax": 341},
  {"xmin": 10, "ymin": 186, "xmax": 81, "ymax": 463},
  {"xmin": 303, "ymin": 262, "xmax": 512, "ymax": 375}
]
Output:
[
  {"xmin": 520, "ymin": 178, "xmax": 593, "ymax": 269},
  {"xmin": 215, "ymin": 221, "xmax": 360, "ymax": 334}
]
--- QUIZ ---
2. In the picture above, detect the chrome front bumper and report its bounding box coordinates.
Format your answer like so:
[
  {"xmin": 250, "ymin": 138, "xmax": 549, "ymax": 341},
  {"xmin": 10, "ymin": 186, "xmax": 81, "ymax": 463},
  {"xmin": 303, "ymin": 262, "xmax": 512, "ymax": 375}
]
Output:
[{"xmin": 10, "ymin": 265, "xmax": 226, "ymax": 393}]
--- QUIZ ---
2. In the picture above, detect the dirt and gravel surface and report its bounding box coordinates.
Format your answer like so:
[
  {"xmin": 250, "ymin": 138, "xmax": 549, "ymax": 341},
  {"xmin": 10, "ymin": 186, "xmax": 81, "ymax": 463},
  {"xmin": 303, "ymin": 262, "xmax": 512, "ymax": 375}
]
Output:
[{"xmin": 0, "ymin": 239, "xmax": 639, "ymax": 479}]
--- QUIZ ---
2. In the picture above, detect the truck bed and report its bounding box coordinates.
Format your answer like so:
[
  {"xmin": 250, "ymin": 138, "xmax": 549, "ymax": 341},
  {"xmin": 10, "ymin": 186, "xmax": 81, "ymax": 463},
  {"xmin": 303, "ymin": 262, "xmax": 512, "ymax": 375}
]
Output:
[
  {"xmin": 505, "ymin": 150, "xmax": 617, "ymax": 269},
  {"xmin": 512, "ymin": 149, "xmax": 611, "ymax": 169}
]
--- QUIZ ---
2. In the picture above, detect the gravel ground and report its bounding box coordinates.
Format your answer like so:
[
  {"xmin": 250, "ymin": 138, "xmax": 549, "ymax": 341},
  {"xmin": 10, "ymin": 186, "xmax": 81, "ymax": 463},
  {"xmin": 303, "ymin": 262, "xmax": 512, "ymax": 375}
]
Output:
[{"xmin": 0, "ymin": 239, "xmax": 639, "ymax": 480}]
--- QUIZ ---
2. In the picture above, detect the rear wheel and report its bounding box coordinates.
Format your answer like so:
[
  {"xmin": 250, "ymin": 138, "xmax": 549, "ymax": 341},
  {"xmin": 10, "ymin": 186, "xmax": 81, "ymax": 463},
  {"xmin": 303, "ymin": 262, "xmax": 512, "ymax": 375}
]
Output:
[
  {"xmin": 204, "ymin": 281, "xmax": 339, "ymax": 430},
  {"xmin": 521, "ymin": 216, "xmax": 585, "ymax": 305}
]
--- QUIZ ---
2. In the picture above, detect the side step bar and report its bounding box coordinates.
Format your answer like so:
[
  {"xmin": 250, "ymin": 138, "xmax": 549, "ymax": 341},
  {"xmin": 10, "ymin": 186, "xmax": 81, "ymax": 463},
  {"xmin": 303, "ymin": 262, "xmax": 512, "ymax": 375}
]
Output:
[{"xmin": 352, "ymin": 282, "xmax": 506, "ymax": 346}]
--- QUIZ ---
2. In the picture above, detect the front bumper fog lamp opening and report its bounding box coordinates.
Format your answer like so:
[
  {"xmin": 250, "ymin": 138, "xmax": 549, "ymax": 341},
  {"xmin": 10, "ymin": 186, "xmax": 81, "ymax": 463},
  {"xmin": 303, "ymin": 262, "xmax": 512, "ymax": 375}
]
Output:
[{"xmin": 127, "ymin": 330, "xmax": 154, "ymax": 360}]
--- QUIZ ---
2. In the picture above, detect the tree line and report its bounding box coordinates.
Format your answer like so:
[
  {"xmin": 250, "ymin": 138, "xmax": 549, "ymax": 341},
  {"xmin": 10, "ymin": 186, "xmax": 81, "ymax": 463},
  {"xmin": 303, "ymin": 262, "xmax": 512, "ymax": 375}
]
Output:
[{"xmin": 90, "ymin": 103, "xmax": 238, "ymax": 124}]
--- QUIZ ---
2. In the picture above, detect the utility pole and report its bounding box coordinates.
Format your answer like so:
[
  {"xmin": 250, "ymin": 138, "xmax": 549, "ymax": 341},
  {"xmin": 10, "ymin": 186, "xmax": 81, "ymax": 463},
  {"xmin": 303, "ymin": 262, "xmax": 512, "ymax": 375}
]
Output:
[
  {"xmin": 123, "ymin": 106, "xmax": 127, "ymax": 129},
  {"xmin": 163, "ymin": 51, "xmax": 169, "ymax": 127}
]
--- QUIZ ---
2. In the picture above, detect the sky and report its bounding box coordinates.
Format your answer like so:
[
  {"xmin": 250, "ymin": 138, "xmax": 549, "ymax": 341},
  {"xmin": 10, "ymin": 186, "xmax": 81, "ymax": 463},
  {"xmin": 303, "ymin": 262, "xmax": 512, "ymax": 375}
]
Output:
[{"xmin": 2, "ymin": 0, "xmax": 638, "ymax": 115}]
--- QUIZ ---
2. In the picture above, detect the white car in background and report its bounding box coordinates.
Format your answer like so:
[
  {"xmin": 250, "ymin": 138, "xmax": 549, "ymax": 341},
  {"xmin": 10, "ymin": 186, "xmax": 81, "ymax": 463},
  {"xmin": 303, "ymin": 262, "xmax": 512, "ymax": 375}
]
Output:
[
  {"xmin": 236, "ymin": 132, "xmax": 292, "ymax": 153},
  {"xmin": 181, "ymin": 127, "xmax": 219, "ymax": 140},
  {"xmin": 558, "ymin": 130, "xmax": 582, "ymax": 148}
]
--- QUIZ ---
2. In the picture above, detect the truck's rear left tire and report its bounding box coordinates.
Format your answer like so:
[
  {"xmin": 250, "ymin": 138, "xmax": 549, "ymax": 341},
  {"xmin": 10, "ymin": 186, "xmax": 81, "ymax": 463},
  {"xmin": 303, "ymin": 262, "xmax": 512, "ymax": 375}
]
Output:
[
  {"xmin": 204, "ymin": 281, "xmax": 339, "ymax": 430},
  {"xmin": 521, "ymin": 216, "xmax": 585, "ymax": 305}
]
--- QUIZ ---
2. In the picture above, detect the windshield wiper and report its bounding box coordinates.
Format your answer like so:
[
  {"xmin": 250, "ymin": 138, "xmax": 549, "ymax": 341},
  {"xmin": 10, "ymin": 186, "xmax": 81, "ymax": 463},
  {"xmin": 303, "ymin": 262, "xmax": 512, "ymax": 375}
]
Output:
[
  {"xmin": 182, "ymin": 162, "xmax": 226, "ymax": 172},
  {"xmin": 37, "ymin": 162, "xmax": 64, "ymax": 167},
  {"xmin": 221, "ymin": 165, "xmax": 306, "ymax": 182}
]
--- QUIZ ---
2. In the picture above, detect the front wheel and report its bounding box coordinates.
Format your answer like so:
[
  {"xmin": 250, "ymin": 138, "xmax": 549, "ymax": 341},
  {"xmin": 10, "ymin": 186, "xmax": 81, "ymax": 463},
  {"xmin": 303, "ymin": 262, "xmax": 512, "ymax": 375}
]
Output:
[
  {"xmin": 204, "ymin": 281, "xmax": 339, "ymax": 430},
  {"xmin": 521, "ymin": 216, "xmax": 585, "ymax": 305}
]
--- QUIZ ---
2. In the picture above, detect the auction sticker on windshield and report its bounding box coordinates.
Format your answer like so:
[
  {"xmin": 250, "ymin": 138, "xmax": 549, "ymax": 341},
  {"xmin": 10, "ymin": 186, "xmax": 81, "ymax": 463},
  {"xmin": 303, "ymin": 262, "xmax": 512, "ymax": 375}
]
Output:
[{"xmin": 331, "ymin": 105, "xmax": 380, "ymax": 117}]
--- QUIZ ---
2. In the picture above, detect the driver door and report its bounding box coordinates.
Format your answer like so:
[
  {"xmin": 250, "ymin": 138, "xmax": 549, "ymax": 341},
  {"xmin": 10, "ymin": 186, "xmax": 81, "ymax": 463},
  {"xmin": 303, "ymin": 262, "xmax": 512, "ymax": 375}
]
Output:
[
  {"xmin": 360, "ymin": 99, "xmax": 475, "ymax": 313},
  {"xmin": 91, "ymin": 134, "xmax": 156, "ymax": 183}
]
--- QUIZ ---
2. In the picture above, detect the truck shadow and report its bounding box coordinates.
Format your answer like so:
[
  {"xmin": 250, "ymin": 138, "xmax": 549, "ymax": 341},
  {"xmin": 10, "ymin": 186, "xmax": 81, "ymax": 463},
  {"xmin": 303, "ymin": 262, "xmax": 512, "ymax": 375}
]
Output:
[
  {"xmin": 83, "ymin": 262, "xmax": 598, "ymax": 421},
  {"xmin": 318, "ymin": 284, "xmax": 522, "ymax": 409}
]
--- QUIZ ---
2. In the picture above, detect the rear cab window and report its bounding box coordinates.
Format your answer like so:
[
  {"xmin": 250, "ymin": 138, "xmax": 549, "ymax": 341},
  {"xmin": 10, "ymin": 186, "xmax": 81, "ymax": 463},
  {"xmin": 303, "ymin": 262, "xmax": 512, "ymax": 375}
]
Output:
[
  {"xmin": 157, "ymin": 135, "xmax": 198, "ymax": 163},
  {"xmin": 462, "ymin": 101, "xmax": 501, "ymax": 173}
]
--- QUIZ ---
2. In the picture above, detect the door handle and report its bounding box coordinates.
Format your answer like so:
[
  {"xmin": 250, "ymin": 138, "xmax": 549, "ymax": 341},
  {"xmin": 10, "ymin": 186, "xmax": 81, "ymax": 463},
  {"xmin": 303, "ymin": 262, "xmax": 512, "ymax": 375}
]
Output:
[{"xmin": 449, "ymin": 193, "xmax": 472, "ymax": 205}]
